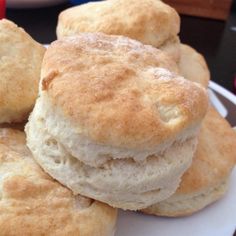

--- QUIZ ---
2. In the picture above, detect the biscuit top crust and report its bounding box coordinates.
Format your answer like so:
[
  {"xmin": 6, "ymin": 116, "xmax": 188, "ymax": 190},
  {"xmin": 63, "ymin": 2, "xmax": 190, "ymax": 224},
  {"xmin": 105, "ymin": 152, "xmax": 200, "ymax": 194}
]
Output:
[
  {"xmin": 176, "ymin": 107, "xmax": 236, "ymax": 194},
  {"xmin": 41, "ymin": 33, "xmax": 208, "ymax": 149},
  {"xmin": 57, "ymin": 0, "xmax": 180, "ymax": 47},
  {"xmin": 0, "ymin": 128, "xmax": 117, "ymax": 236}
]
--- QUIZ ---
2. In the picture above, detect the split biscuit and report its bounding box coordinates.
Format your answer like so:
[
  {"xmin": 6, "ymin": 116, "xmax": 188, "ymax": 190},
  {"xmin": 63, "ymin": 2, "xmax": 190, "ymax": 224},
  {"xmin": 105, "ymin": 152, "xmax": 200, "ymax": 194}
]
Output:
[{"xmin": 26, "ymin": 33, "xmax": 208, "ymax": 210}]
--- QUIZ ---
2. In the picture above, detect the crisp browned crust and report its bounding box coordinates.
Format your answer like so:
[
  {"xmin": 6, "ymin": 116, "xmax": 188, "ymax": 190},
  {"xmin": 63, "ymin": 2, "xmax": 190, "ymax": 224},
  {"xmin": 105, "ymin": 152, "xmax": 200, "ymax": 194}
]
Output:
[
  {"xmin": 57, "ymin": 0, "xmax": 180, "ymax": 48},
  {"xmin": 0, "ymin": 19, "xmax": 45, "ymax": 123},
  {"xmin": 0, "ymin": 128, "xmax": 117, "ymax": 235},
  {"xmin": 41, "ymin": 33, "xmax": 208, "ymax": 149}
]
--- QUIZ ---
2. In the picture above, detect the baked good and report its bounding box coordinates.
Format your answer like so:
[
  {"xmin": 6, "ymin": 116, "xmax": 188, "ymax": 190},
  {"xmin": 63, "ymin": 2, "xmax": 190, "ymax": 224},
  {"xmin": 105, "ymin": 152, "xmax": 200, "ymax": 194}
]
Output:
[
  {"xmin": 179, "ymin": 44, "xmax": 210, "ymax": 88},
  {"xmin": 159, "ymin": 36, "xmax": 181, "ymax": 63},
  {"xmin": 0, "ymin": 128, "xmax": 117, "ymax": 235},
  {"xmin": 142, "ymin": 107, "xmax": 236, "ymax": 216},
  {"xmin": 26, "ymin": 33, "xmax": 208, "ymax": 210},
  {"xmin": 0, "ymin": 19, "xmax": 45, "ymax": 124},
  {"xmin": 56, "ymin": 0, "xmax": 181, "ymax": 61}
]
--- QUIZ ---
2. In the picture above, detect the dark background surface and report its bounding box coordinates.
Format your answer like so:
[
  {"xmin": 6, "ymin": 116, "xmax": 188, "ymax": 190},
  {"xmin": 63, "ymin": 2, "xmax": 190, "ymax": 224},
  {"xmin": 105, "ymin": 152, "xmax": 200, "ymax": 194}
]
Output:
[{"xmin": 6, "ymin": 1, "xmax": 236, "ymax": 93}]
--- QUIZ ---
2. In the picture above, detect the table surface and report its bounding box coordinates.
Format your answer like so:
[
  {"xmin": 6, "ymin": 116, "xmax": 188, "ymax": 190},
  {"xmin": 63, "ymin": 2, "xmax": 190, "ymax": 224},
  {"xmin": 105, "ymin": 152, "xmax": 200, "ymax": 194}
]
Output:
[{"xmin": 6, "ymin": 2, "xmax": 236, "ymax": 93}]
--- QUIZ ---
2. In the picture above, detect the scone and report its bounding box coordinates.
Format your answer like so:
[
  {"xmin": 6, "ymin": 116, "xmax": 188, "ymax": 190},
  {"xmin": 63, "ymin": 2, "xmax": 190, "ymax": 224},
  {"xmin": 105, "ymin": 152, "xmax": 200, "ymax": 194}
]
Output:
[
  {"xmin": 142, "ymin": 107, "xmax": 236, "ymax": 216},
  {"xmin": 0, "ymin": 128, "xmax": 117, "ymax": 235},
  {"xmin": 26, "ymin": 33, "xmax": 208, "ymax": 210},
  {"xmin": 0, "ymin": 19, "xmax": 45, "ymax": 124},
  {"xmin": 56, "ymin": 0, "xmax": 181, "ymax": 62},
  {"xmin": 179, "ymin": 44, "xmax": 210, "ymax": 88}
]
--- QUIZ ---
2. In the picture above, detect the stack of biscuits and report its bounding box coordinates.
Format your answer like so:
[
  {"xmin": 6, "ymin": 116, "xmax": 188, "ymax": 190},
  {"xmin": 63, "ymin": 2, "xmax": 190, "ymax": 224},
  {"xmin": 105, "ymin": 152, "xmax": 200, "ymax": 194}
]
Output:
[{"xmin": 0, "ymin": 0, "xmax": 235, "ymax": 235}]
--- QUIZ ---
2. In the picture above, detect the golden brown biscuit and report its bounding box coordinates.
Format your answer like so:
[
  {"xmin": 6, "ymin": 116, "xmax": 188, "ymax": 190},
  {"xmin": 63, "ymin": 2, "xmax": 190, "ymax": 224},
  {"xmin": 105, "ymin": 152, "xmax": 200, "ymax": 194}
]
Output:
[
  {"xmin": 159, "ymin": 36, "xmax": 181, "ymax": 62},
  {"xmin": 0, "ymin": 19, "xmax": 45, "ymax": 124},
  {"xmin": 179, "ymin": 44, "xmax": 210, "ymax": 87},
  {"xmin": 142, "ymin": 107, "xmax": 236, "ymax": 216},
  {"xmin": 0, "ymin": 128, "xmax": 117, "ymax": 236},
  {"xmin": 40, "ymin": 33, "xmax": 207, "ymax": 150},
  {"xmin": 56, "ymin": 0, "xmax": 181, "ymax": 61},
  {"xmin": 26, "ymin": 33, "xmax": 208, "ymax": 210}
]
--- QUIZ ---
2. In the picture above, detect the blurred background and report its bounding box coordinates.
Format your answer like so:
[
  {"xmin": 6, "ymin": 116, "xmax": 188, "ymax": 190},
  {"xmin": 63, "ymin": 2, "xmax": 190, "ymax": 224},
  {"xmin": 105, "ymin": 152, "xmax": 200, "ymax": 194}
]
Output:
[{"xmin": 1, "ymin": 0, "xmax": 236, "ymax": 93}]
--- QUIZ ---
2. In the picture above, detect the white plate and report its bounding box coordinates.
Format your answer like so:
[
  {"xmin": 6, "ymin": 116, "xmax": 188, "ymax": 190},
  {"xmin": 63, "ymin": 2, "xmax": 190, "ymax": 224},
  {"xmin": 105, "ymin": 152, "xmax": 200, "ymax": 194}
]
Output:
[
  {"xmin": 116, "ymin": 81, "xmax": 236, "ymax": 236},
  {"xmin": 116, "ymin": 169, "xmax": 236, "ymax": 236}
]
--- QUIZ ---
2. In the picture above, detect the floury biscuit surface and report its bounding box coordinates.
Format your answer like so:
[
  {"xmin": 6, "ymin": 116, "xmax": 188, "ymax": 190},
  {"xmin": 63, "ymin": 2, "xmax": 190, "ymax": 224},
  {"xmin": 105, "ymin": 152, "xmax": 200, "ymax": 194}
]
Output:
[
  {"xmin": 56, "ymin": 0, "xmax": 181, "ymax": 61},
  {"xmin": 0, "ymin": 128, "xmax": 117, "ymax": 236},
  {"xmin": 0, "ymin": 19, "xmax": 45, "ymax": 123},
  {"xmin": 40, "ymin": 34, "xmax": 207, "ymax": 152},
  {"xmin": 26, "ymin": 33, "xmax": 208, "ymax": 210},
  {"xmin": 142, "ymin": 108, "xmax": 236, "ymax": 216}
]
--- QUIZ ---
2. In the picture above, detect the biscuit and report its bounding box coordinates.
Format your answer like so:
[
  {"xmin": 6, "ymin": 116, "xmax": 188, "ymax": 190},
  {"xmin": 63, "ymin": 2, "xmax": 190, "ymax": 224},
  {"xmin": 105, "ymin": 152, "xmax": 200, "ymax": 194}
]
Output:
[
  {"xmin": 56, "ymin": 0, "xmax": 181, "ymax": 61},
  {"xmin": 0, "ymin": 128, "xmax": 117, "ymax": 235},
  {"xmin": 159, "ymin": 36, "xmax": 181, "ymax": 62},
  {"xmin": 26, "ymin": 33, "xmax": 208, "ymax": 210},
  {"xmin": 142, "ymin": 107, "xmax": 236, "ymax": 216},
  {"xmin": 0, "ymin": 19, "xmax": 45, "ymax": 123},
  {"xmin": 179, "ymin": 44, "xmax": 210, "ymax": 87}
]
